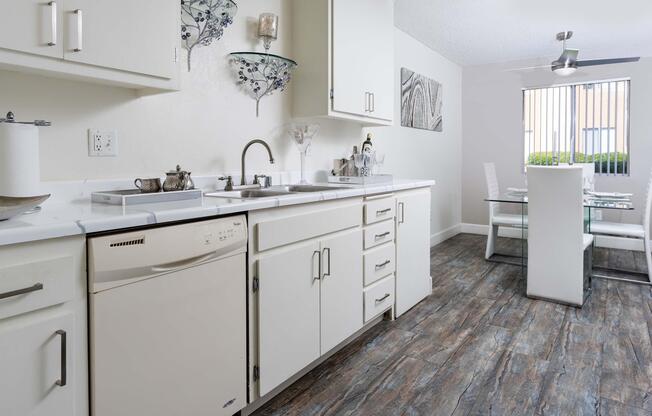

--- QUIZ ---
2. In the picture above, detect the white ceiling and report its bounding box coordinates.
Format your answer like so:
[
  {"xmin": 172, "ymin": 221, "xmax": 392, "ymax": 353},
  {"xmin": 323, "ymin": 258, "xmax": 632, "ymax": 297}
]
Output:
[{"xmin": 394, "ymin": 0, "xmax": 652, "ymax": 66}]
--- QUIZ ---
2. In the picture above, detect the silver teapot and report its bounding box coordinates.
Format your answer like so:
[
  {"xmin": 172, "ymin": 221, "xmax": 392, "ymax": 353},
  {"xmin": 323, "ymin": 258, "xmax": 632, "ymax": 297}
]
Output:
[{"xmin": 163, "ymin": 165, "xmax": 195, "ymax": 192}]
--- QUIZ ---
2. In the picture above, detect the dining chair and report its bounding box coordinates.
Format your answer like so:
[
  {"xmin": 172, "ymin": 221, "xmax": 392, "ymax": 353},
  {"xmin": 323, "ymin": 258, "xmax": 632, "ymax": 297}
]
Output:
[
  {"xmin": 527, "ymin": 166, "xmax": 593, "ymax": 306},
  {"xmin": 484, "ymin": 162, "xmax": 528, "ymax": 259},
  {"xmin": 590, "ymin": 169, "xmax": 652, "ymax": 282}
]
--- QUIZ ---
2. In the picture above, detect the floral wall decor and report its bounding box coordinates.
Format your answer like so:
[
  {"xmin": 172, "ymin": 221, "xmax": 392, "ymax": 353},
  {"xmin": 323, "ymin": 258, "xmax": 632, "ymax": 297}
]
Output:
[
  {"xmin": 181, "ymin": 0, "xmax": 238, "ymax": 71},
  {"xmin": 229, "ymin": 52, "xmax": 297, "ymax": 117}
]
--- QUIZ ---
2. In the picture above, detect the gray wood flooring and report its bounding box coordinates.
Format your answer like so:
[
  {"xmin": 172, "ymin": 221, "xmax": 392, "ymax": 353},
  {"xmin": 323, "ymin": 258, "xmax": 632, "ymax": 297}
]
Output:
[{"xmin": 253, "ymin": 234, "xmax": 652, "ymax": 416}]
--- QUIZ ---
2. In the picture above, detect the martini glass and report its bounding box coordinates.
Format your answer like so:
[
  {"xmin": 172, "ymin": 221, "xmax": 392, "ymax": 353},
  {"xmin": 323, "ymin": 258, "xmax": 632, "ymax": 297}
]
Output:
[{"xmin": 288, "ymin": 123, "xmax": 319, "ymax": 184}]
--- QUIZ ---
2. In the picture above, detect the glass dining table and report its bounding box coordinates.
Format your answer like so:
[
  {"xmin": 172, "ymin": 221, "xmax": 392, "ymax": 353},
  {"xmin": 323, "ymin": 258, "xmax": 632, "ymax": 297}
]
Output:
[{"xmin": 484, "ymin": 192, "xmax": 635, "ymax": 281}]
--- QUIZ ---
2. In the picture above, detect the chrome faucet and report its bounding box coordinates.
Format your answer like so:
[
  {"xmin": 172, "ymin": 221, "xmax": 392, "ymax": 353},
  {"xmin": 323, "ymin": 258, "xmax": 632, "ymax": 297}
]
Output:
[{"xmin": 241, "ymin": 139, "xmax": 275, "ymax": 186}]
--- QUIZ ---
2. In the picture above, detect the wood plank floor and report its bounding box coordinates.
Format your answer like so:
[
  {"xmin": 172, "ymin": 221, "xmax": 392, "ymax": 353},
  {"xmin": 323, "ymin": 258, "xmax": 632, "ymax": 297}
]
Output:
[{"xmin": 253, "ymin": 234, "xmax": 652, "ymax": 416}]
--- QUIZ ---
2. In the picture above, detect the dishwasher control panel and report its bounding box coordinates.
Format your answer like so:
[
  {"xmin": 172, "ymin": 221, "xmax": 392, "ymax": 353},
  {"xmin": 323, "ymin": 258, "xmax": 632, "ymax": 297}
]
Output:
[
  {"xmin": 202, "ymin": 217, "xmax": 247, "ymax": 247},
  {"xmin": 88, "ymin": 215, "xmax": 248, "ymax": 292}
]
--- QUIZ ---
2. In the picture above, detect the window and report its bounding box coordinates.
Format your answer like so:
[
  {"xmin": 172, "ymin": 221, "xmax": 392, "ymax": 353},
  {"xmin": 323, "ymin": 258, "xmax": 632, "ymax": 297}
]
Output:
[{"xmin": 523, "ymin": 79, "xmax": 630, "ymax": 175}]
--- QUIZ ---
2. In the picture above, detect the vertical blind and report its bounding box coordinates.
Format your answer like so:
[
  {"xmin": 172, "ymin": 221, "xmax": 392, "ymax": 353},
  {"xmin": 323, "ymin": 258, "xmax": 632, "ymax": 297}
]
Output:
[{"xmin": 523, "ymin": 79, "xmax": 630, "ymax": 175}]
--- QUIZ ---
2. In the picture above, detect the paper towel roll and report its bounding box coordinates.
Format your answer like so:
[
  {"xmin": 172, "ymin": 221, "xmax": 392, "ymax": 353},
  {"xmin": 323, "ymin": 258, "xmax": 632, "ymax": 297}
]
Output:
[{"xmin": 0, "ymin": 123, "xmax": 41, "ymax": 197}]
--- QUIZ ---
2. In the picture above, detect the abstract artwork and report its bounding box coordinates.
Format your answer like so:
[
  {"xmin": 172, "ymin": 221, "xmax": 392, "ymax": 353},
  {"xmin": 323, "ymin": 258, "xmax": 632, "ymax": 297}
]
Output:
[{"xmin": 400, "ymin": 68, "xmax": 443, "ymax": 132}]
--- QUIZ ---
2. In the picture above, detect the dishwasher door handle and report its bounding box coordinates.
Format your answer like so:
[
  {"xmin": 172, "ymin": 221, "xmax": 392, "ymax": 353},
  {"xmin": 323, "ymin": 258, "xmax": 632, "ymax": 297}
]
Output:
[{"xmin": 151, "ymin": 252, "xmax": 220, "ymax": 273}]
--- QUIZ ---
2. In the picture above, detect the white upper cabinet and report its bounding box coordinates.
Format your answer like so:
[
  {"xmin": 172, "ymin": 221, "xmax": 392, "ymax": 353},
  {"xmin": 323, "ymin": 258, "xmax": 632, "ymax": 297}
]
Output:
[
  {"xmin": 362, "ymin": 1, "xmax": 394, "ymax": 121},
  {"xmin": 0, "ymin": 0, "xmax": 63, "ymax": 58},
  {"xmin": 63, "ymin": 0, "xmax": 177, "ymax": 79},
  {"xmin": 292, "ymin": 0, "xmax": 395, "ymax": 126},
  {"xmin": 0, "ymin": 0, "xmax": 179, "ymax": 91}
]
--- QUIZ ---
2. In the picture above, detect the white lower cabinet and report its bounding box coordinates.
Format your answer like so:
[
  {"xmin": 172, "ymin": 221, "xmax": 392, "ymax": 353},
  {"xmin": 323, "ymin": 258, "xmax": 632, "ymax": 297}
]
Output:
[
  {"xmin": 257, "ymin": 241, "xmax": 322, "ymax": 397},
  {"xmin": 250, "ymin": 199, "xmax": 364, "ymax": 399},
  {"xmin": 0, "ymin": 235, "xmax": 87, "ymax": 416},
  {"xmin": 395, "ymin": 189, "xmax": 432, "ymax": 317},
  {"xmin": 319, "ymin": 230, "xmax": 363, "ymax": 353},
  {"xmin": 0, "ymin": 312, "xmax": 74, "ymax": 416},
  {"xmin": 256, "ymin": 229, "xmax": 363, "ymax": 397}
]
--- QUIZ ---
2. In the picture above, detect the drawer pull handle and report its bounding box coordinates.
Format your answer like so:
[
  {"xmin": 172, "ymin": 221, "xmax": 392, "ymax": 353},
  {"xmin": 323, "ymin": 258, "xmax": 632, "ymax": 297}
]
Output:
[
  {"xmin": 375, "ymin": 232, "xmax": 390, "ymax": 240},
  {"xmin": 312, "ymin": 250, "xmax": 321, "ymax": 281},
  {"xmin": 376, "ymin": 208, "xmax": 391, "ymax": 216},
  {"xmin": 47, "ymin": 1, "xmax": 57, "ymax": 46},
  {"xmin": 55, "ymin": 329, "xmax": 67, "ymax": 387},
  {"xmin": 375, "ymin": 293, "xmax": 390, "ymax": 303},
  {"xmin": 375, "ymin": 260, "xmax": 391, "ymax": 270},
  {"xmin": 73, "ymin": 9, "xmax": 83, "ymax": 52},
  {"xmin": 0, "ymin": 282, "xmax": 43, "ymax": 300},
  {"xmin": 322, "ymin": 247, "xmax": 331, "ymax": 278}
]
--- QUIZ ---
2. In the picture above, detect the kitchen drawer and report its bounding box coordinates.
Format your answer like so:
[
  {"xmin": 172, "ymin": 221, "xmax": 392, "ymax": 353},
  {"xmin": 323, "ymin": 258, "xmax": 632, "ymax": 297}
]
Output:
[
  {"xmin": 256, "ymin": 204, "xmax": 361, "ymax": 251},
  {"xmin": 363, "ymin": 220, "xmax": 395, "ymax": 249},
  {"xmin": 363, "ymin": 243, "xmax": 395, "ymax": 286},
  {"xmin": 363, "ymin": 275, "xmax": 395, "ymax": 323},
  {"xmin": 364, "ymin": 197, "xmax": 395, "ymax": 225},
  {"xmin": 0, "ymin": 256, "xmax": 74, "ymax": 321}
]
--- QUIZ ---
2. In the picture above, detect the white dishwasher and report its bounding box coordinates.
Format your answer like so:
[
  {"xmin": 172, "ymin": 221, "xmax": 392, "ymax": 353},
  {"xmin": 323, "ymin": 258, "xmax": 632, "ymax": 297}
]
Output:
[{"xmin": 88, "ymin": 216, "xmax": 248, "ymax": 416}]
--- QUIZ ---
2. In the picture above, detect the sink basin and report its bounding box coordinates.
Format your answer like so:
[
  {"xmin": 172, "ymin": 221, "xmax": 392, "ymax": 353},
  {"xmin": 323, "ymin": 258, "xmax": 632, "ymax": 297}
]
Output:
[
  {"xmin": 272, "ymin": 185, "xmax": 349, "ymax": 193},
  {"xmin": 205, "ymin": 190, "xmax": 293, "ymax": 199}
]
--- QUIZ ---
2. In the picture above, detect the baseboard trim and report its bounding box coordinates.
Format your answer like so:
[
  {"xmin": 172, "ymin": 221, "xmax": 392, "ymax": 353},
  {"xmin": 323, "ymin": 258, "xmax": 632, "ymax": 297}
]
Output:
[
  {"xmin": 431, "ymin": 224, "xmax": 462, "ymax": 247},
  {"xmin": 460, "ymin": 223, "xmax": 648, "ymax": 252}
]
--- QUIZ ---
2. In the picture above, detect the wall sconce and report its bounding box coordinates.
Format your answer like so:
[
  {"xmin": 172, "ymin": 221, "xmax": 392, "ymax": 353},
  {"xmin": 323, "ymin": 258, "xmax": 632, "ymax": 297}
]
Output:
[{"xmin": 258, "ymin": 13, "xmax": 278, "ymax": 52}]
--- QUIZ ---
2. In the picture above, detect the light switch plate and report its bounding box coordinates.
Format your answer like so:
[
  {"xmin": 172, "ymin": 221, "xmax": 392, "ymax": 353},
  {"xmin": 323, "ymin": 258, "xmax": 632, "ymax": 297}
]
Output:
[{"xmin": 88, "ymin": 129, "xmax": 118, "ymax": 157}]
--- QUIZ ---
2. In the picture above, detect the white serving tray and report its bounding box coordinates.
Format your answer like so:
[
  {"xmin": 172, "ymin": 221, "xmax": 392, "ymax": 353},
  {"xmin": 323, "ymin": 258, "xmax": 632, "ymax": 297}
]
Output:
[
  {"xmin": 327, "ymin": 175, "xmax": 393, "ymax": 185},
  {"xmin": 91, "ymin": 189, "xmax": 203, "ymax": 207}
]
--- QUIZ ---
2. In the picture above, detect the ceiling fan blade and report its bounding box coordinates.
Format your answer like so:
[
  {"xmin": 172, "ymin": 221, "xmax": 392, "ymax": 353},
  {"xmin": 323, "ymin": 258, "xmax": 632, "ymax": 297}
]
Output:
[
  {"xmin": 576, "ymin": 57, "xmax": 640, "ymax": 67},
  {"xmin": 504, "ymin": 64, "xmax": 551, "ymax": 72}
]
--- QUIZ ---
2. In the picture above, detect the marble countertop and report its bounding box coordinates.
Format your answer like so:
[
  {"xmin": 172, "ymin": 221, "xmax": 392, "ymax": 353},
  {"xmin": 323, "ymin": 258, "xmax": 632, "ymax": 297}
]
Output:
[{"xmin": 0, "ymin": 179, "xmax": 435, "ymax": 247}]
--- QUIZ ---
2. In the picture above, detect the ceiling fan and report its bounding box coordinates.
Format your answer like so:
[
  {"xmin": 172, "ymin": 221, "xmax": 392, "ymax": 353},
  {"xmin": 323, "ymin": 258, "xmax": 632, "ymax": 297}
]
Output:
[{"xmin": 512, "ymin": 31, "xmax": 640, "ymax": 76}]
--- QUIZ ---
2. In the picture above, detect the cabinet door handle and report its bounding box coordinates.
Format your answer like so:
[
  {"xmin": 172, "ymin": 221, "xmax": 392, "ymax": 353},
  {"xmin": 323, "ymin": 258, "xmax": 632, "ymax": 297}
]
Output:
[
  {"xmin": 55, "ymin": 329, "xmax": 67, "ymax": 387},
  {"xmin": 312, "ymin": 250, "xmax": 321, "ymax": 281},
  {"xmin": 398, "ymin": 202, "xmax": 405, "ymax": 224},
  {"xmin": 375, "ymin": 231, "xmax": 390, "ymax": 240},
  {"xmin": 375, "ymin": 293, "xmax": 390, "ymax": 303},
  {"xmin": 322, "ymin": 247, "xmax": 331, "ymax": 278},
  {"xmin": 47, "ymin": 1, "xmax": 57, "ymax": 46},
  {"xmin": 375, "ymin": 260, "xmax": 391, "ymax": 270},
  {"xmin": 0, "ymin": 282, "xmax": 43, "ymax": 300},
  {"xmin": 371, "ymin": 93, "xmax": 375, "ymax": 112},
  {"xmin": 376, "ymin": 208, "xmax": 391, "ymax": 216},
  {"xmin": 364, "ymin": 92, "xmax": 369, "ymax": 112},
  {"xmin": 73, "ymin": 9, "xmax": 83, "ymax": 52}
]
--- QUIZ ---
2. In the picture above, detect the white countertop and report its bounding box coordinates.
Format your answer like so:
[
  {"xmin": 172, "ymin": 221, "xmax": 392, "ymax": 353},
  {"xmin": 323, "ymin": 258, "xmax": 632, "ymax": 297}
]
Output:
[{"xmin": 0, "ymin": 179, "xmax": 434, "ymax": 247}]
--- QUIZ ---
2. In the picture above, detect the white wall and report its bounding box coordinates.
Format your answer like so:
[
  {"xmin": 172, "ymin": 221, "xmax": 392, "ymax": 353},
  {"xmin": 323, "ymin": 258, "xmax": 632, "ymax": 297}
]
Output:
[
  {"xmin": 369, "ymin": 29, "xmax": 463, "ymax": 243},
  {"xmin": 0, "ymin": 2, "xmax": 462, "ymax": 243},
  {"xmin": 462, "ymin": 58, "xmax": 652, "ymax": 227},
  {"xmin": 0, "ymin": 0, "xmax": 362, "ymax": 182}
]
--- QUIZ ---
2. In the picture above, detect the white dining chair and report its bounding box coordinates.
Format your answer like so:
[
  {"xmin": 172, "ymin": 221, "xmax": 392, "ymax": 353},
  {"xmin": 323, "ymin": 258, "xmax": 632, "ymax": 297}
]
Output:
[
  {"xmin": 590, "ymin": 169, "xmax": 652, "ymax": 282},
  {"xmin": 484, "ymin": 162, "xmax": 528, "ymax": 259},
  {"xmin": 527, "ymin": 166, "xmax": 593, "ymax": 306}
]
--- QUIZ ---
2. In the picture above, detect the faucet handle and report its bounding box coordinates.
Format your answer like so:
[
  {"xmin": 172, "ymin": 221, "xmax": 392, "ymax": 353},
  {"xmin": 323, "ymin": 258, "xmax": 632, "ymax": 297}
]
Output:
[
  {"xmin": 218, "ymin": 175, "xmax": 234, "ymax": 191},
  {"xmin": 254, "ymin": 174, "xmax": 272, "ymax": 188}
]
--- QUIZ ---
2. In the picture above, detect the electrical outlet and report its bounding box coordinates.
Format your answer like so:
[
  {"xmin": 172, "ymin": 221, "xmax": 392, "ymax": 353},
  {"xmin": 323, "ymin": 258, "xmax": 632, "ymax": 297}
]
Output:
[{"xmin": 88, "ymin": 129, "xmax": 118, "ymax": 157}]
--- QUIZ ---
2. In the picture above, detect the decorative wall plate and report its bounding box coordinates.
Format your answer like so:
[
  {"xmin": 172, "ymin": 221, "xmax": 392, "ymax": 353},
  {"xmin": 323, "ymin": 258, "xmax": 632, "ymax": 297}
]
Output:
[
  {"xmin": 181, "ymin": 0, "xmax": 238, "ymax": 71},
  {"xmin": 229, "ymin": 52, "xmax": 297, "ymax": 117}
]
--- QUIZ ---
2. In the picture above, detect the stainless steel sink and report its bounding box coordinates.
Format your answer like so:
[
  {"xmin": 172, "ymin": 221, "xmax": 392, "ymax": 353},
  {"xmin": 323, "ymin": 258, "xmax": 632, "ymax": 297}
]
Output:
[
  {"xmin": 205, "ymin": 184, "xmax": 351, "ymax": 199},
  {"xmin": 272, "ymin": 185, "xmax": 349, "ymax": 193},
  {"xmin": 205, "ymin": 190, "xmax": 293, "ymax": 199}
]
